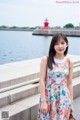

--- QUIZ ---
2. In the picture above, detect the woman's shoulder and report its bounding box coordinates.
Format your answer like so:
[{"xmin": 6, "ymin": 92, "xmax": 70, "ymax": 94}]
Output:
[
  {"xmin": 40, "ymin": 56, "xmax": 48, "ymax": 69},
  {"xmin": 41, "ymin": 56, "xmax": 48, "ymax": 64},
  {"xmin": 66, "ymin": 57, "xmax": 73, "ymax": 68}
]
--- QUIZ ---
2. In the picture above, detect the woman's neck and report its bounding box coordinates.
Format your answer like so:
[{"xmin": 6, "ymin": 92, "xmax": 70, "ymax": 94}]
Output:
[{"xmin": 54, "ymin": 54, "xmax": 65, "ymax": 59}]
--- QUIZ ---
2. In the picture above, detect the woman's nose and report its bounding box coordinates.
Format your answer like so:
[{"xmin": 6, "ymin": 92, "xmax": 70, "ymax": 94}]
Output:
[{"xmin": 58, "ymin": 44, "xmax": 62, "ymax": 48}]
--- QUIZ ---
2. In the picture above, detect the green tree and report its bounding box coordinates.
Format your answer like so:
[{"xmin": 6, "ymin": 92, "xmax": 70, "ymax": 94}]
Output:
[
  {"xmin": 12, "ymin": 26, "xmax": 18, "ymax": 29},
  {"xmin": 0, "ymin": 25, "xmax": 7, "ymax": 28},
  {"xmin": 63, "ymin": 23, "xmax": 74, "ymax": 28}
]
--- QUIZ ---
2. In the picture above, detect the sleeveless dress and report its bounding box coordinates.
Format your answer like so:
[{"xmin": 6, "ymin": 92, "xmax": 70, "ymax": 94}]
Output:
[{"xmin": 37, "ymin": 57, "xmax": 72, "ymax": 120}]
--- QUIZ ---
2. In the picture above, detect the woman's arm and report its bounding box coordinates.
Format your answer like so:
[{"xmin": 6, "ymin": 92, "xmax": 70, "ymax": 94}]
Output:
[
  {"xmin": 39, "ymin": 56, "xmax": 47, "ymax": 102},
  {"xmin": 39, "ymin": 56, "xmax": 48, "ymax": 114},
  {"xmin": 67, "ymin": 58, "xmax": 73, "ymax": 103}
]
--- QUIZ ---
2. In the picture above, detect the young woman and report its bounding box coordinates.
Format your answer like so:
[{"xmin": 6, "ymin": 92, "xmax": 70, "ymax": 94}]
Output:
[{"xmin": 37, "ymin": 33, "xmax": 73, "ymax": 120}]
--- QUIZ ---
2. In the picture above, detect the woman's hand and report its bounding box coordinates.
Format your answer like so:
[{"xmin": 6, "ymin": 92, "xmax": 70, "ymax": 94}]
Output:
[
  {"xmin": 40, "ymin": 101, "xmax": 48, "ymax": 114},
  {"xmin": 70, "ymin": 103, "xmax": 74, "ymax": 113}
]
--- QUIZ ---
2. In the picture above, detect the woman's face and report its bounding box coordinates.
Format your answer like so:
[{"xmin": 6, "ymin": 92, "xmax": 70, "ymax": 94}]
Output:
[{"xmin": 54, "ymin": 38, "xmax": 68, "ymax": 55}]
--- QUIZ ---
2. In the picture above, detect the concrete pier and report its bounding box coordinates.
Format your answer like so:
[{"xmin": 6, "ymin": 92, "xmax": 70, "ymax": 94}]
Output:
[
  {"xmin": 32, "ymin": 28, "xmax": 80, "ymax": 37},
  {"xmin": 0, "ymin": 54, "xmax": 80, "ymax": 120}
]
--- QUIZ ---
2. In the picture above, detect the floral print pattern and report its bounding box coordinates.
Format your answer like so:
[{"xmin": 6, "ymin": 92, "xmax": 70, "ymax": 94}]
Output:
[{"xmin": 37, "ymin": 59, "xmax": 72, "ymax": 120}]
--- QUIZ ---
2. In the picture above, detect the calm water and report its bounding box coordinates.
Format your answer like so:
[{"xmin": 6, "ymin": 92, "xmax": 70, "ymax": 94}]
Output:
[{"xmin": 0, "ymin": 31, "xmax": 80, "ymax": 65}]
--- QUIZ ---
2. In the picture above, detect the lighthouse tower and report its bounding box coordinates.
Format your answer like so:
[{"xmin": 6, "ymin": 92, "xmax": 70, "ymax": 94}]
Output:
[{"xmin": 44, "ymin": 18, "xmax": 49, "ymax": 29}]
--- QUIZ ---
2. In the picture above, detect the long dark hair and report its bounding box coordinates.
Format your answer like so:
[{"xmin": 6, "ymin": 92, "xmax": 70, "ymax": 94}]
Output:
[{"xmin": 47, "ymin": 33, "xmax": 68, "ymax": 69}]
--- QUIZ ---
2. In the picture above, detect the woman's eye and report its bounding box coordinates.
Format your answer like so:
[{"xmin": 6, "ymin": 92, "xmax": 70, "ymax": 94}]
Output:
[{"xmin": 61, "ymin": 42, "xmax": 65, "ymax": 44}]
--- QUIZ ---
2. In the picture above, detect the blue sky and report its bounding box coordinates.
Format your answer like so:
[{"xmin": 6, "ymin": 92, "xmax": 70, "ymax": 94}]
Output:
[{"xmin": 0, "ymin": 0, "xmax": 80, "ymax": 27}]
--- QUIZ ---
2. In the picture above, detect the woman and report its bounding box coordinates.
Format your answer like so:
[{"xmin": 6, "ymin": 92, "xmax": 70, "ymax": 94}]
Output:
[{"xmin": 37, "ymin": 33, "xmax": 73, "ymax": 120}]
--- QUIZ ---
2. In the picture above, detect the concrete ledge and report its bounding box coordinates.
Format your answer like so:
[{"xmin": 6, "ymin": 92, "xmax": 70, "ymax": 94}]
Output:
[
  {"xmin": 0, "ymin": 93, "xmax": 10, "ymax": 108},
  {"xmin": 73, "ymin": 76, "xmax": 80, "ymax": 99},
  {"xmin": 73, "ymin": 62, "xmax": 80, "ymax": 68},
  {"xmin": 0, "ymin": 55, "xmax": 80, "ymax": 120},
  {"xmin": 11, "ymin": 105, "xmax": 38, "ymax": 120},
  {"xmin": 0, "ymin": 73, "xmax": 80, "ymax": 108},
  {"xmin": 0, "ymin": 73, "xmax": 39, "ymax": 89},
  {"xmin": 0, "ymin": 78, "xmax": 39, "ymax": 93},
  {"xmin": 0, "ymin": 63, "xmax": 80, "ymax": 90},
  {"xmin": 0, "ymin": 83, "xmax": 40, "ymax": 108},
  {"xmin": 0, "ymin": 76, "xmax": 80, "ymax": 120},
  {"xmin": 72, "ymin": 65, "xmax": 80, "ymax": 78},
  {"xmin": 73, "ymin": 97, "xmax": 80, "ymax": 120},
  {"xmin": 0, "ymin": 94, "xmax": 40, "ymax": 120},
  {"xmin": 0, "ymin": 58, "xmax": 41, "ymax": 89},
  {"xmin": 0, "ymin": 61, "xmax": 79, "ymax": 93},
  {"xmin": 0, "ymin": 55, "xmax": 80, "ymax": 89}
]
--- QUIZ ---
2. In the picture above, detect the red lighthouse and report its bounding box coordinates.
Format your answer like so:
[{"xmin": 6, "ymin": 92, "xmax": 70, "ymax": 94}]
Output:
[{"xmin": 44, "ymin": 18, "xmax": 49, "ymax": 29}]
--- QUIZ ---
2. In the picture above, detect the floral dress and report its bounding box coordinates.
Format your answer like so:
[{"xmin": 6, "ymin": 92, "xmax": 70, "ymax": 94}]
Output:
[{"xmin": 37, "ymin": 57, "xmax": 72, "ymax": 120}]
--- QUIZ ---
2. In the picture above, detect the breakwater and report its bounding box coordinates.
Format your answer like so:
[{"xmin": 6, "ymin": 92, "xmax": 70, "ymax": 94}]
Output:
[{"xmin": 32, "ymin": 28, "xmax": 80, "ymax": 37}]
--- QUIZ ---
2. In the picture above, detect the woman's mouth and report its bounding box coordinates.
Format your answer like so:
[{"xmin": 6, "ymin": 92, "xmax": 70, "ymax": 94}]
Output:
[{"xmin": 58, "ymin": 49, "xmax": 64, "ymax": 51}]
